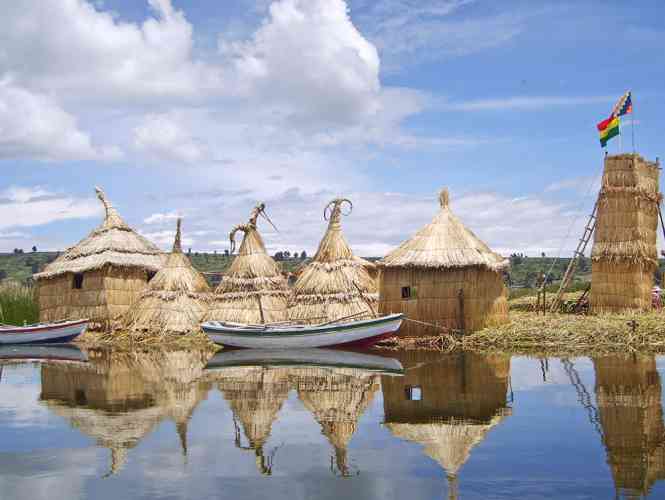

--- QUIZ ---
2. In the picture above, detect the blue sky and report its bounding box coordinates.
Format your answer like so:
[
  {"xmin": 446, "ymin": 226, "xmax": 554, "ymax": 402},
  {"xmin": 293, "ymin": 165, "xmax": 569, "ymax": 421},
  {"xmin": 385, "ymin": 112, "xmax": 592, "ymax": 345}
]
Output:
[{"xmin": 1, "ymin": 0, "xmax": 663, "ymax": 257}]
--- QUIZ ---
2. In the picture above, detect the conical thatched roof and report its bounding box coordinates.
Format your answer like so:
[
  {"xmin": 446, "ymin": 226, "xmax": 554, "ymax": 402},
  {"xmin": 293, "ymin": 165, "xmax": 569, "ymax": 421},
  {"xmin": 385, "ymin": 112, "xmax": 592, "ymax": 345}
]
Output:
[
  {"xmin": 379, "ymin": 188, "xmax": 508, "ymax": 271},
  {"xmin": 288, "ymin": 198, "xmax": 377, "ymax": 324},
  {"xmin": 35, "ymin": 187, "xmax": 164, "ymax": 279},
  {"xmin": 124, "ymin": 219, "xmax": 213, "ymax": 336},
  {"xmin": 295, "ymin": 367, "xmax": 380, "ymax": 476},
  {"xmin": 206, "ymin": 203, "xmax": 290, "ymax": 324}
]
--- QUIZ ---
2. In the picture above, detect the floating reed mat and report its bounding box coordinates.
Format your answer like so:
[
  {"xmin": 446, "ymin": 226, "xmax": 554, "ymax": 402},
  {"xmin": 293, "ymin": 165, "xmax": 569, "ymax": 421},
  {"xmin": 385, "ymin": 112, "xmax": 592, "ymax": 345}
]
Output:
[
  {"xmin": 83, "ymin": 327, "xmax": 218, "ymax": 349},
  {"xmin": 377, "ymin": 311, "xmax": 665, "ymax": 353}
]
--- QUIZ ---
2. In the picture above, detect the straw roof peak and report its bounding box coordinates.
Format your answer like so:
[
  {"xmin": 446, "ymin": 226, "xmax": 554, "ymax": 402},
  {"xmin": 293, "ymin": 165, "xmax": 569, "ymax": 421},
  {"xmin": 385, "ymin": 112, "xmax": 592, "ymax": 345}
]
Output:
[
  {"xmin": 439, "ymin": 188, "xmax": 450, "ymax": 209},
  {"xmin": 379, "ymin": 187, "xmax": 508, "ymax": 271},
  {"xmin": 173, "ymin": 218, "xmax": 183, "ymax": 254},
  {"xmin": 95, "ymin": 186, "xmax": 129, "ymax": 231}
]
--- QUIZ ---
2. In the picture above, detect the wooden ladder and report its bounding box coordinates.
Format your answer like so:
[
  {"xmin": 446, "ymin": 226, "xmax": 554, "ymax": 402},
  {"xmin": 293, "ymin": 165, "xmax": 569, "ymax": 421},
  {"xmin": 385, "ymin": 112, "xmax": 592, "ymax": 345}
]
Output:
[{"xmin": 549, "ymin": 199, "xmax": 598, "ymax": 312}]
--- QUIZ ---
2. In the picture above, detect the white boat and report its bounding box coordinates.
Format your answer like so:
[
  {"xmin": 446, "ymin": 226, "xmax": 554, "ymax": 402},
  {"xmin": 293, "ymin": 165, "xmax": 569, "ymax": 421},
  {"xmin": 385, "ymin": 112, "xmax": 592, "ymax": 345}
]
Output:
[
  {"xmin": 0, "ymin": 319, "xmax": 88, "ymax": 345},
  {"xmin": 205, "ymin": 348, "xmax": 404, "ymax": 375},
  {"xmin": 201, "ymin": 313, "xmax": 403, "ymax": 349}
]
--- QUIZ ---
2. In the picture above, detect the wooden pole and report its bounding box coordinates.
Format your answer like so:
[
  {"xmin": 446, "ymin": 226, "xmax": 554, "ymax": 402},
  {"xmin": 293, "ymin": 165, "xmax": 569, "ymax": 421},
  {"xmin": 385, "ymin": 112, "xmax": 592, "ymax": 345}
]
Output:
[
  {"xmin": 457, "ymin": 288, "xmax": 465, "ymax": 334},
  {"xmin": 256, "ymin": 295, "xmax": 265, "ymax": 324}
]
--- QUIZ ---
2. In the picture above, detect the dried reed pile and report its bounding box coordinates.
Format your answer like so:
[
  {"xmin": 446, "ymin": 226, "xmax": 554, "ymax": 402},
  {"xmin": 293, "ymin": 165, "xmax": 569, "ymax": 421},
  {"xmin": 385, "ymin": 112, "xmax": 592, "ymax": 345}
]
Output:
[
  {"xmin": 593, "ymin": 354, "xmax": 665, "ymax": 497},
  {"xmin": 288, "ymin": 198, "xmax": 377, "ymax": 324},
  {"xmin": 591, "ymin": 154, "xmax": 661, "ymax": 313},
  {"xmin": 123, "ymin": 219, "xmax": 213, "ymax": 340},
  {"xmin": 378, "ymin": 188, "xmax": 509, "ymax": 336},
  {"xmin": 205, "ymin": 203, "xmax": 290, "ymax": 325},
  {"xmin": 34, "ymin": 187, "xmax": 164, "ymax": 331}
]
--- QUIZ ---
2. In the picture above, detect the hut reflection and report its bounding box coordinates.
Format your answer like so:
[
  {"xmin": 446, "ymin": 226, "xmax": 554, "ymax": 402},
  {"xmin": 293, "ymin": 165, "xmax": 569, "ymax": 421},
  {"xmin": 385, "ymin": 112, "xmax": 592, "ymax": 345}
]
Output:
[
  {"xmin": 593, "ymin": 355, "xmax": 665, "ymax": 498},
  {"xmin": 212, "ymin": 364, "xmax": 381, "ymax": 476},
  {"xmin": 382, "ymin": 351, "xmax": 511, "ymax": 499},
  {"xmin": 39, "ymin": 348, "xmax": 213, "ymax": 475}
]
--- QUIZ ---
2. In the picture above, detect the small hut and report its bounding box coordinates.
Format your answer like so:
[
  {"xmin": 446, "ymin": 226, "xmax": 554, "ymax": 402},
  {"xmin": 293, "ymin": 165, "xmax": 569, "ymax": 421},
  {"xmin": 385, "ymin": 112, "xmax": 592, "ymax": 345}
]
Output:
[
  {"xmin": 382, "ymin": 351, "xmax": 511, "ymax": 499},
  {"xmin": 295, "ymin": 366, "xmax": 380, "ymax": 476},
  {"xmin": 205, "ymin": 203, "xmax": 290, "ymax": 324},
  {"xmin": 593, "ymin": 354, "xmax": 665, "ymax": 498},
  {"xmin": 288, "ymin": 198, "xmax": 377, "ymax": 324},
  {"xmin": 124, "ymin": 219, "xmax": 212, "ymax": 337},
  {"xmin": 590, "ymin": 154, "xmax": 661, "ymax": 313},
  {"xmin": 378, "ymin": 188, "xmax": 509, "ymax": 335},
  {"xmin": 34, "ymin": 187, "xmax": 164, "ymax": 330}
]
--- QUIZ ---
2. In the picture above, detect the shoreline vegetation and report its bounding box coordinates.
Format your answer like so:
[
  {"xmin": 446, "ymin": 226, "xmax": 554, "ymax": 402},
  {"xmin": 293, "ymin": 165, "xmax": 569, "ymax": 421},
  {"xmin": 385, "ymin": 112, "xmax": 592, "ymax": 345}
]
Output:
[{"xmin": 3, "ymin": 253, "xmax": 665, "ymax": 353}]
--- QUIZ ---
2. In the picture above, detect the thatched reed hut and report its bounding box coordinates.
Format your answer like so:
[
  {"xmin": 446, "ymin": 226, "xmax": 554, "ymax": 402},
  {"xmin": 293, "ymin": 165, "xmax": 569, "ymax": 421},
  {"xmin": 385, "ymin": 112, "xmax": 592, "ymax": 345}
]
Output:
[
  {"xmin": 593, "ymin": 355, "xmax": 665, "ymax": 498},
  {"xmin": 124, "ymin": 219, "xmax": 212, "ymax": 338},
  {"xmin": 34, "ymin": 187, "xmax": 164, "ymax": 330},
  {"xmin": 40, "ymin": 348, "xmax": 212, "ymax": 475},
  {"xmin": 378, "ymin": 188, "xmax": 509, "ymax": 336},
  {"xmin": 591, "ymin": 154, "xmax": 662, "ymax": 313},
  {"xmin": 294, "ymin": 366, "xmax": 380, "ymax": 476},
  {"xmin": 288, "ymin": 198, "xmax": 377, "ymax": 324},
  {"xmin": 382, "ymin": 351, "xmax": 511, "ymax": 499},
  {"xmin": 216, "ymin": 367, "xmax": 290, "ymax": 475},
  {"xmin": 206, "ymin": 203, "xmax": 290, "ymax": 325}
]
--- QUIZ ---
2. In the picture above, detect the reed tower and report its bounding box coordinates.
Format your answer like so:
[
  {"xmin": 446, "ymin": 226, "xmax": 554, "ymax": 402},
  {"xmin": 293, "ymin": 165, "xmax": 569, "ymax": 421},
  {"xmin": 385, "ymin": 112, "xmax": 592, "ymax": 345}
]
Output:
[{"xmin": 590, "ymin": 154, "xmax": 661, "ymax": 313}]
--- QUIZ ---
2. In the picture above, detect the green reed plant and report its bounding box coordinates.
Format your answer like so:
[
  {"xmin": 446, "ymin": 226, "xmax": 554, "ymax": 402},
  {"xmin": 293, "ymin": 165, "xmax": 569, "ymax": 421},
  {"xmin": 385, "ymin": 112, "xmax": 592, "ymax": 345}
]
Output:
[{"xmin": 0, "ymin": 281, "xmax": 39, "ymax": 325}]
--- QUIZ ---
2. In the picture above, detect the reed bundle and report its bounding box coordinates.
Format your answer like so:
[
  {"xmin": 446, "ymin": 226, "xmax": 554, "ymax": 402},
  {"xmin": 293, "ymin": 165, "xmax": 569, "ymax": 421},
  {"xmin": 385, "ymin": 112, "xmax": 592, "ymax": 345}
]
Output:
[
  {"xmin": 35, "ymin": 187, "xmax": 164, "ymax": 330},
  {"xmin": 0, "ymin": 280, "xmax": 38, "ymax": 325},
  {"xmin": 122, "ymin": 219, "xmax": 214, "ymax": 340},
  {"xmin": 591, "ymin": 154, "xmax": 661, "ymax": 313},
  {"xmin": 206, "ymin": 203, "xmax": 290, "ymax": 325},
  {"xmin": 288, "ymin": 198, "xmax": 377, "ymax": 324}
]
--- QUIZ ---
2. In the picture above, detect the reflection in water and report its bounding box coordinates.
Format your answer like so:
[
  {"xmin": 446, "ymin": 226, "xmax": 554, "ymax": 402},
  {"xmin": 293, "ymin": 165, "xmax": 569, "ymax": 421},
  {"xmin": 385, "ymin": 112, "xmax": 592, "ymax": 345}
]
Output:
[
  {"xmin": 382, "ymin": 352, "xmax": 512, "ymax": 499},
  {"xmin": 39, "ymin": 348, "xmax": 214, "ymax": 475},
  {"xmin": 212, "ymin": 365, "xmax": 381, "ymax": 477},
  {"xmin": 593, "ymin": 355, "xmax": 665, "ymax": 499}
]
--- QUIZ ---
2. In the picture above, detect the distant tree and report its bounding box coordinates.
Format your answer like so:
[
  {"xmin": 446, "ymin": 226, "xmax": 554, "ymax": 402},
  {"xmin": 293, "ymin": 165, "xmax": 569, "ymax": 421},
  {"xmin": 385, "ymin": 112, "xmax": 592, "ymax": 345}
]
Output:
[
  {"xmin": 224, "ymin": 249, "xmax": 230, "ymax": 258},
  {"xmin": 213, "ymin": 250, "xmax": 217, "ymax": 255},
  {"xmin": 284, "ymin": 251, "xmax": 291, "ymax": 259},
  {"xmin": 300, "ymin": 250, "xmax": 307, "ymax": 260},
  {"xmin": 541, "ymin": 252, "xmax": 546, "ymax": 259},
  {"xmin": 509, "ymin": 253, "xmax": 523, "ymax": 266},
  {"xmin": 188, "ymin": 248, "xmax": 192, "ymax": 255},
  {"xmin": 13, "ymin": 248, "xmax": 24, "ymax": 254},
  {"xmin": 274, "ymin": 251, "xmax": 284, "ymax": 261},
  {"xmin": 32, "ymin": 246, "xmax": 37, "ymax": 252}
]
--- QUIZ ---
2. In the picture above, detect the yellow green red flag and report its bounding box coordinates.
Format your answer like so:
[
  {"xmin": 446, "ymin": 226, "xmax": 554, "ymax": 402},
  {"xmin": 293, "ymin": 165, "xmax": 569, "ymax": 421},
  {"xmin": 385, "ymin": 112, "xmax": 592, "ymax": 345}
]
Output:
[{"xmin": 597, "ymin": 115, "xmax": 620, "ymax": 147}]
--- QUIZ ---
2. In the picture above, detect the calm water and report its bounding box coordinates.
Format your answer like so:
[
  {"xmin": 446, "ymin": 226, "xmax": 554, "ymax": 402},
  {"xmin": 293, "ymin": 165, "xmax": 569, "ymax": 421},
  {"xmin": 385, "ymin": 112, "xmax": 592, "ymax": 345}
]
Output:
[{"xmin": 1, "ymin": 347, "xmax": 665, "ymax": 500}]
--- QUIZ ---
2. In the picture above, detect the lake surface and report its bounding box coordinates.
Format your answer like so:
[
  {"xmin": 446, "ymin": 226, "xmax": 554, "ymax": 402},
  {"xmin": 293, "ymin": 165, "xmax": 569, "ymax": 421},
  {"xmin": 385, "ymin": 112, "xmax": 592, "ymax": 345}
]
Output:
[{"xmin": 1, "ymin": 347, "xmax": 665, "ymax": 500}]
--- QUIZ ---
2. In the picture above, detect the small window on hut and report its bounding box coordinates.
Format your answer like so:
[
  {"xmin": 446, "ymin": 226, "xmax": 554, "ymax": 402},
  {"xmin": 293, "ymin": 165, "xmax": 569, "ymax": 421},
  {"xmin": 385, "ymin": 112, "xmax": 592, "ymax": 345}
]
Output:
[
  {"xmin": 405, "ymin": 385, "xmax": 422, "ymax": 401},
  {"xmin": 147, "ymin": 271, "xmax": 157, "ymax": 283},
  {"xmin": 401, "ymin": 286, "xmax": 417, "ymax": 300},
  {"xmin": 72, "ymin": 273, "xmax": 84, "ymax": 289}
]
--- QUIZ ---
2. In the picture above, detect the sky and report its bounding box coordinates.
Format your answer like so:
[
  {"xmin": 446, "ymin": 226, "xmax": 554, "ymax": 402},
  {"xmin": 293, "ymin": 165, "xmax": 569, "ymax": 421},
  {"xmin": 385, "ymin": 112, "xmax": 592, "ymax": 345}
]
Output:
[{"xmin": 1, "ymin": 0, "xmax": 663, "ymax": 257}]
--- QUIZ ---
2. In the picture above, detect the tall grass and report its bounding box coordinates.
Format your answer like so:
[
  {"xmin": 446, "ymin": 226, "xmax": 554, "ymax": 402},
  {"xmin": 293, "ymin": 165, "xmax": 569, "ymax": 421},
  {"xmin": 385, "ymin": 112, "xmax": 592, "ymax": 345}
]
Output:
[{"xmin": 0, "ymin": 281, "xmax": 39, "ymax": 325}]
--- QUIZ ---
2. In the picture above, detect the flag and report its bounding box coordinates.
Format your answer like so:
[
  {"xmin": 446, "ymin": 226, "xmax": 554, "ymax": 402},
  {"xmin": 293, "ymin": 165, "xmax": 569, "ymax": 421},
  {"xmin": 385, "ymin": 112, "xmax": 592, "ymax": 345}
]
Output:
[
  {"xmin": 597, "ymin": 115, "xmax": 620, "ymax": 147},
  {"xmin": 612, "ymin": 91, "xmax": 632, "ymax": 118}
]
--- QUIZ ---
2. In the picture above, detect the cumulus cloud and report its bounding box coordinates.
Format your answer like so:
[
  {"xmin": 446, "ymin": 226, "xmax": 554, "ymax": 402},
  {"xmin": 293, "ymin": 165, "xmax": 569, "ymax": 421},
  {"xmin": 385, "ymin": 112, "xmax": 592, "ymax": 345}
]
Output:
[
  {"xmin": 0, "ymin": 84, "xmax": 119, "ymax": 161},
  {"xmin": 144, "ymin": 211, "xmax": 183, "ymax": 225},
  {"xmin": 134, "ymin": 113, "xmax": 205, "ymax": 163},
  {"xmin": 0, "ymin": 186, "xmax": 101, "ymax": 231}
]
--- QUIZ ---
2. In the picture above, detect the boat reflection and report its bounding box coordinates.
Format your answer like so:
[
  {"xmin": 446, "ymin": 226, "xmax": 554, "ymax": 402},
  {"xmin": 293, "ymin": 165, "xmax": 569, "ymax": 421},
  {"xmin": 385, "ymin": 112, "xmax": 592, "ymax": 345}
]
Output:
[
  {"xmin": 207, "ymin": 348, "xmax": 403, "ymax": 476},
  {"xmin": 39, "ymin": 347, "xmax": 214, "ymax": 475},
  {"xmin": 381, "ymin": 351, "xmax": 512, "ymax": 499},
  {"xmin": 593, "ymin": 354, "xmax": 665, "ymax": 499}
]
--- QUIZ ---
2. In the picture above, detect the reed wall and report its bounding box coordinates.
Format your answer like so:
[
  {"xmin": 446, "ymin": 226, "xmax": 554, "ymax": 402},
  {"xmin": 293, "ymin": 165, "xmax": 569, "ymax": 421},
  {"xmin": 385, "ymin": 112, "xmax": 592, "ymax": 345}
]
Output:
[
  {"xmin": 591, "ymin": 154, "xmax": 661, "ymax": 313},
  {"xmin": 378, "ymin": 267, "xmax": 508, "ymax": 336},
  {"xmin": 36, "ymin": 265, "xmax": 149, "ymax": 330}
]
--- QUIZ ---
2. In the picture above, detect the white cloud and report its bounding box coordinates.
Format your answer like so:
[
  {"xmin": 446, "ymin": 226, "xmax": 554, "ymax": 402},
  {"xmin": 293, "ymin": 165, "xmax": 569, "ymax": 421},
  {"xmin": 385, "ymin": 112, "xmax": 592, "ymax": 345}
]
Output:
[
  {"xmin": 134, "ymin": 113, "xmax": 205, "ymax": 163},
  {"xmin": 0, "ymin": 186, "xmax": 101, "ymax": 231},
  {"xmin": 144, "ymin": 211, "xmax": 183, "ymax": 225},
  {"xmin": 140, "ymin": 229, "xmax": 194, "ymax": 248},
  {"xmin": 0, "ymin": 84, "xmax": 119, "ymax": 161},
  {"xmin": 448, "ymin": 95, "xmax": 614, "ymax": 112}
]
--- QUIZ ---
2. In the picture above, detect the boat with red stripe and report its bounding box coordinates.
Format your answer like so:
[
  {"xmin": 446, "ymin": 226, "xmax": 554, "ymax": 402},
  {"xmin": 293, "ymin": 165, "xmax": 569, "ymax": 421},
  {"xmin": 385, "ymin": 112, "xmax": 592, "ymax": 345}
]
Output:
[{"xmin": 0, "ymin": 319, "xmax": 88, "ymax": 345}]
